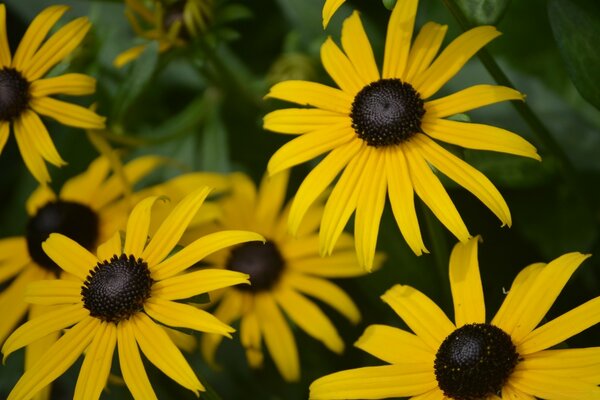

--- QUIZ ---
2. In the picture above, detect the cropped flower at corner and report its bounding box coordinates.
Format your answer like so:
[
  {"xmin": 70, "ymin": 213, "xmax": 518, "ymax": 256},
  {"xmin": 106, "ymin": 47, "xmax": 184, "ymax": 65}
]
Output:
[
  {"xmin": 0, "ymin": 4, "xmax": 105, "ymax": 183},
  {"xmin": 310, "ymin": 237, "xmax": 600, "ymax": 399},
  {"xmin": 2, "ymin": 187, "xmax": 264, "ymax": 400},
  {"xmin": 264, "ymin": 0, "xmax": 540, "ymax": 270},
  {"xmin": 322, "ymin": 0, "xmax": 346, "ymax": 28}
]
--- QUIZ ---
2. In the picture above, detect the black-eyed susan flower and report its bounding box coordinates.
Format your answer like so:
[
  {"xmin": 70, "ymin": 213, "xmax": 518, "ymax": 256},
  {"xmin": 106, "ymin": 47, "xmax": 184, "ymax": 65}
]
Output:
[
  {"xmin": 0, "ymin": 4, "xmax": 105, "ymax": 183},
  {"xmin": 322, "ymin": 0, "xmax": 346, "ymax": 28},
  {"xmin": 264, "ymin": 0, "xmax": 540, "ymax": 270},
  {"xmin": 2, "ymin": 187, "xmax": 264, "ymax": 400},
  {"xmin": 310, "ymin": 237, "xmax": 600, "ymax": 399},
  {"xmin": 197, "ymin": 171, "xmax": 383, "ymax": 381}
]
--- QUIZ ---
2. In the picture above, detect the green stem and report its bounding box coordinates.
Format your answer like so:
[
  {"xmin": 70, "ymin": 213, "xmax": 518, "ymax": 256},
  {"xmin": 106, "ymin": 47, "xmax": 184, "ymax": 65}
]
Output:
[{"xmin": 421, "ymin": 203, "xmax": 452, "ymax": 307}]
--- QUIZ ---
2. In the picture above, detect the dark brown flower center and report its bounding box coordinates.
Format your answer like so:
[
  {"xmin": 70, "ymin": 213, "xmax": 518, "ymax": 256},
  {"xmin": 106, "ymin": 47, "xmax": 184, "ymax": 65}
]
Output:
[
  {"xmin": 434, "ymin": 323, "xmax": 520, "ymax": 400},
  {"xmin": 226, "ymin": 241, "xmax": 285, "ymax": 292},
  {"xmin": 350, "ymin": 78, "xmax": 424, "ymax": 147},
  {"xmin": 0, "ymin": 67, "xmax": 30, "ymax": 121},
  {"xmin": 26, "ymin": 200, "xmax": 99, "ymax": 275},
  {"xmin": 82, "ymin": 254, "xmax": 153, "ymax": 323}
]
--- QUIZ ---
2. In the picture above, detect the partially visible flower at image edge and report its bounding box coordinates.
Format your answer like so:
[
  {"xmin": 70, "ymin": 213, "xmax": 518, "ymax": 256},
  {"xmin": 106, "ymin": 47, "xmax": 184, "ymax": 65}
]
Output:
[
  {"xmin": 310, "ymin": 237, "xmax": 600, "ymax": 399},
  {"xmin": 264, "ymin": 0, "xmax": 540, "ymax": 270},
  {"xmin": 1, "ymin": 187, "xmax": 264, "ymax": 400},
  {"xmin": 0, "ymin": 4, "xmax": 105, "ymax": 183},
  {"xmin": 323, "ymin": 0, "xmax": 346, "ymax": 28}
]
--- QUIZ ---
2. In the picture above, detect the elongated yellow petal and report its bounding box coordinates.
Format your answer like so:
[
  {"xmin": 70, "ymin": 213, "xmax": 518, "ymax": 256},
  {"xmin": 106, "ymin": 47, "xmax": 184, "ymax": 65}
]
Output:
[
  {"xmin": 501, "ymin": 384, "xmax": 535, "ymax": 400},
  {"xmin": 411, "ymin": 388, "xmax": 446, "ymax": 400},
  {"xmin": 264, "ymin": 108, "xmax": 349, "ymax": 134},
  {"xmin": 255, "ymin": 293, "xmax": 299, "ymax": 381},
  {"xmin": 382, "ymin": 0, "xmax": 418, "ymax": 79},
  {"xmin": 355, "ymin": 324, "xmax": 434, "ymax": 365},
  {"xmin": 59, "ymin": 156, "xmax": 110, "ymax": 204},
  {"xmin": 322, "ymin": 0, "xmax": 345, "ymax": 28},
  {"xmin": 74, "ymin": 322, "xmax": 116, "ymax": 400},
  {"xmin": 117, "ymin": 319, "xmax": 157, "ymax": 400},
  {"xmin": 404, "ymin": 139, "xmax": 470, "ymax": 242},
  {"xmin": 310, "ymin": 364, "xmax": 437, "ymax": 399},
  {"xmin": 0, "ymin": 4, "xmax": 11, "ymax": 67},
  {"xmin": 422, "ymin": 118, "xmax": 540, "ymax": 160},
  {"xmin": 509, "ymin": 368, "xmax": 600, "ymax": 400},
  {"xmin": 7, "ymin": 317, "xmax": 98, "ymax": 400},
  {"xmin": 265, "ymin": 80, "xmax": 353, "ymax": 114},
  {"xmin": 200, "ymin": 292, "xmax": 243, "ymax": 367},
  {"xmin": 386, "ymin": 145, "xmax": 427, "ymax": 255},
  {"xmin": 153, "ymin": 268, "xmax": 249, "ymax": 300},
  {"xmin": 13, "ymin": 116, "xmax": 50, "ymax": 184},
  {"xmin": 381, "ymin": 284, "xmax": 454, "ymax": 351},
  {"xmin": 0, "ymin": 266, "xmax": 39, "ymax": 344},
  {"xmin": 25, "ymin": 280, "xmax": 81, "ymax": 305},
  {"xmin": 124, "ymin": 196, "xmax": 161, "ymax": 256},
  {"xmin": 131, "ymin": 313, "xmax": 204, "ymax": 395},
  {"xmin": 289, "ymin": 251, "xmax": 369, "ymax": 278},
  {"xmin": 425, "ymin": 85, "xmax": 523, "ymax": 118},
  {"xmin": 240, "ymin": 302, "xmax": 263, "ymax": 368},
  {"xmin": 517, "ymin": 348, "xmax": 600, "ymax": 384},
  {"xmin": 342, "ymin": 11, "xmax": 379, "ymax": 83},
  {"xmin": 286, "ymin": 273, "xmax": 360, "ymax": 323},
  {"xmin": 30, "ymin": 97, "xmax": 105, "ymax": 130},
  {"xmin": 12, "ymin": 5, "xmax": 68, "ymax": 70},
  {"xmin": 281, "ymin": 233, "xmax": 353, "ymax": 259},
  {"xmin": 25, "ymin": 185, "xmax": 56, "ymax": 216},
  {"xmin": 448, "ymin": 237, "xmax": 485, "ymax": 327},
  {"xmin": 404, "ymin": 22, "xmax": 448, "ymax": 82},
  {"xmin": 20, "ymin": 109, "xmax": 65, "ymax": 167},
  {"xmin": 96, "ymin": 231, "xmax": 122, "ymax": 262},
  {"xmin": 255, "ymin": 170, "xmax": 289, "ymax": 230},
  {"xmin": 321, "ymin": 37, "xmax": 364, "ymax": 94},
  {"xmin": 42, "ymin": 233, "xmax": 98, "ymax": 280},
  {"xmin": 267, "ymin": 124, "xmax": 354, "ymax": 176},
  {"xmin": 113, "ymin": 44, "xmax": 147, "ymax": 68},
  {"xmin": 30, "ymin": 74, "xmax": 96, "ymax": 97},
  {"xmin": 275, "ymin": 287, "xmax": 343, "ymax": 353},
  {"xmin": 151, "ymin": 230, "xmax": 263, "ymax": 280},
  {"xmin": 0, "ymin": 121, "xmax": 9, "ymax": 155},
  {"xmin": 415, "ymin": 26, "xmax": 502, "ymax": 98},
  {"xmin": 145, "ymin": 297, "xmax": 234, "ymax": 337}
]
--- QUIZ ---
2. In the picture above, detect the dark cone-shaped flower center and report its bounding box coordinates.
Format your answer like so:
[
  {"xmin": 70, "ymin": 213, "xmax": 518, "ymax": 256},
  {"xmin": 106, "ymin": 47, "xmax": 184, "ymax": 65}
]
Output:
[
  {"xmin": 226, "ymin": 241, "xmax": 285, "ymax": 292},
  {"xmin": 350, "ymin": 78, "xmax": 424, "ymax": 147},
  {"xmin": 26, "ymin": 200, "xmax": 99, "ymax": 275},
  {"xmin": 82, "ymin": 254, "xmax": 153, "ymax": 323},
  {"xmin": 0, "ymin": 67, "xmax": 30, "ymax": 121},
  {"xmin": 434, "ymin": 323, "xmax": 519, "ymax": 400}
]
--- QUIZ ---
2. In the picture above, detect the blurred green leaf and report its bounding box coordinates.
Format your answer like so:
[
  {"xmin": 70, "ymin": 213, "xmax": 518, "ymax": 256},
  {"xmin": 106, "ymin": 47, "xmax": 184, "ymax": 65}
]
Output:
[
  {"xmin": 548, "ymin": 0, "xmax": 600, "ymax": 110},
  {"xmin": 455, "ymin": 0, "xmax": 511, "ymax": 25},
  {"xmin": 200, "ymin": 92, "xmax": 231, "ymax": 172}
]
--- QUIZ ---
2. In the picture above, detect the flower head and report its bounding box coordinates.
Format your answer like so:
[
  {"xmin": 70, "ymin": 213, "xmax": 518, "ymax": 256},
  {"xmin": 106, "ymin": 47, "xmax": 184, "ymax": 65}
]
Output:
[
  {"xmin": 198, "ymin": 171, "xmax": 383, "ymax": 381},
  {"xmin": 310, "ymin": 237, "xmax": 600, "ymax": 399},
  {"xmin": 264, "ymin": 0, "xmax": 540, "ymax": 270},
  {"xmin": 2, "ymin": 187, "xmax": 264, "ymax": 400},
  {"xmin": 0, "ymin": 4, "xmax": 105, "ymax": 183}
]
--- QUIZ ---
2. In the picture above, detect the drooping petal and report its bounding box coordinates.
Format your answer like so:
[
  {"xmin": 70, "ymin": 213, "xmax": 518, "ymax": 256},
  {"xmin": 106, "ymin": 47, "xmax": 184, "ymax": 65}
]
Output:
[
  {"xmin": 25, "ymin": 280, "xmax": 82, "ymax": 305},
  {"xmin": 30, "ymin": 74, "xmax": 96, "ymax": 97},
  {"xmin": 200, "ymin": 292, "xmax": 243, "ymax": 367},
  {"xmin": 354, "ymin": 324, "xmax": 434, "ymax": 365},
  {"xmin": 117, "ymin": 319, "xmax": 157, "ymax": 400},
  {"xmin": 59, "ymin": 156, "xmax": 110, "ymax": 204},
  {"xmin": 309, "ymin": 364, "xmax": 437, "ymax": 399},
  {"xmin": 152, "ymin": 268, "xmax": 249, "ymax": 300},
  {"xmin": 422, "ymin": 118, "xmax": 540, "ymax": 160},
  {"xmin": 341, "ymin": 11, "xmax": 379, "ymax": 83},
  {"xmin": 255, "ymin": 170, "xmax": 289, "ymax": 230},
  {"xmin": 414, "ymin": 26, "xmax": 502, "ymax": 99},
  {"xmin": 382, "ymin": 0, "xmax": 418, "ymax": 79},
  {"xmin": 322, "ymin": 0, "xmax": 346, "ymax": 28},
  {"xmin": 240, "ymin": 302, "xmax": 264, "ymax": 368},
  {"xmin": 289, "ymin": 251, "xmax": 370, "ymax": 277},
  {"xmin": 0, "ymin": 4, "xmax": 11, "ymax": 67},
  {"xmin": 404, "ymin": 22, "xmax": 447, "ymax": 83},
  {"xmin": 448, "ymin": 237, "xmax": 485, "ymax": 327},
  {"xmin": 73, "ymin": 322, "xmax": 116, "ymax": 400},
  {"xmin": 42, "ymin": 233, "xmax": 98, "ymax": 280},
  {"xmin": 517, "ymin": 348, "xmax": 600, "ymax": 384},
  {"xmin": 14, "ymin": 115, "xmax": 50, "ymax": 184},
  {"xmin": 263, "ymin": 108, "xmax": 349, "ymax": 134},
  {"xmin": 274, "ymin": 287, "xmax": 343, "ymax": 353},
  {"xmin": 123, "ymin": 196, "xmax": 161, "ymax": 256},
  {"xmin": 20, "ymin": 109, "xmax": 65, "ymax": 167},
  {"xmin": 381, "ymin": 284, "xmax": 454, "ymax": 351},
  {"xmin": 0, "ymin": 266, "xmax": 40, "ymax": 343},
  {"xmin": 30, "ymin": 97, "xmax": 105, "ymax": 130},
  {"xmin": 321, "ymin": 37, "xmax": 364, "ymax": 94},
  {"xmin": 265, "ymin": 80, "xmax": 353, "ymax": 114}
]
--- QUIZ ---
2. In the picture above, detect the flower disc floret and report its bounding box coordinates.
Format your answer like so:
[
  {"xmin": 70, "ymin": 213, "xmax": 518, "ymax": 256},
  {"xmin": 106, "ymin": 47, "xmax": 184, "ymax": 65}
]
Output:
[
  {"xmin": 226, "ymin": 241, "xmax": 285, "ymax": 292},
  {"xmin": 0, "ymin": 67, "xmax": 30, "ymax": 121}
]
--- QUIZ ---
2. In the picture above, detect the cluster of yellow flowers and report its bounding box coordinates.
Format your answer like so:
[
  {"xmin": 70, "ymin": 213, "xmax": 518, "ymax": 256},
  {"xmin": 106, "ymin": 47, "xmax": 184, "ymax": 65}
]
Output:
[{"xmin": 0, "ymin": 0, "xmax": 598, "ymax": 399}]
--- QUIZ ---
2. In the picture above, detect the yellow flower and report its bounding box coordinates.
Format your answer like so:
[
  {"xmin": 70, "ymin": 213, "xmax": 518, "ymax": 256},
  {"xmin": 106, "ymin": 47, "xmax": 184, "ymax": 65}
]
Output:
[
  {"xmin": 264, "ymin": 0, "xmax": 540, "ymax": 270},
  {"xmin": 322, "ymin": 0, "xmax": 346, "ymax": 28},
  {"xmin": 2, "ymin": 187, "xmax": 264, "ymax": 400},
  {"xmin": 0, "ymin": 4, "xmax": 105, "ymax": 183},
  {"xmin": 198, "ymin": 171, "xmax": 383, "ymax": 381},
  {"xmin": 310, "ymin": 237, "xmax": 600, "ymax": 399}
]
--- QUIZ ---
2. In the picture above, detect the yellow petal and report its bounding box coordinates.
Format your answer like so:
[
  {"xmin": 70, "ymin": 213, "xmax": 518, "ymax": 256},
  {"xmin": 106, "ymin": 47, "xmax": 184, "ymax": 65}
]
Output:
[
  {"xmin": 517, "ymin": 348, "xmax": 600, "ymax": 384},
  {"xmin": 0, "ymin": 121, "xmax": 9, "ymax": 154},
  {"xmin": 381, "ymin": 284, "xmax": 454, "ymax": 351},
  {"xmin": 116, "ymin": 319, "xmax": 158, "ymax": 400},
  {"xmin": 265, "ymin": 80, "xmax": 353, "ymax": 114},
  {"xmin": 30, "ymin": 97, "xmax": 106, "ymax": 130},
  {"xmin": 309, "ymin": 364, "xmax": 437, "ymax": 399},
  {"xmin": 13, "ymin": 116, "xmax": 50, "ymax": 184},
  {"xmin": 255, "ymin": 170, "xmax": 289, "ymax": 230},
  {"xmin": 0, "ymin": 238, "xmax": 31, "ymax": 282},
  {"xmin": 404, "ymin": 22, "xmax": 448, "ymax": 83},
  {"xmin": 0, "ymin": 266, "xmax": 39, "ymax": 344},
  {"xmin": 382, "ymin": 0, "xmax": 418, "ymax": 79},
  {"xmin": 20, "ymin": 109, "xmax": 66, "ymax": 167},
  {"xmin": 30, "ymin": 74, "xmax": 96, "ymax": 97},
  {"xmin": 200, "ymin": 292, "xmax": 243, "ymax": 367},
  {"xmin": 113, "ymin": 44, "xmax": 147, "ymax": 68},
  {"xmin": 124, "ymin": 196, "xmax": 161, "ymax": 256},
  {"xmin": 41, "ymin": 233, "xmax": 98, "ymax": 280},
  {"xmin": 59, "ymin": 156, "xmax": 110, "ymax": 204},
  {"xmin": 501, "ymin": 384, "xmax": 535, "ymax": 400},
  {"xmin": 289, "ymin": 251, "xmax": 369, "ymax": 278},
  {"xmin": 509, "ymin": 368, "xmax": 600, "ymax": 400},
  {"xmin": 424, "ymin": 85, "xmax": 524, "ymax": 118},
  {"xmin": 240, "ymin": 302, "xmax": 264, "ymax": 368},
  {"xmin": 354, "ymin": 324, "xmax": 434, "ymax": 365},
  {"xmin": 414, "ymin": 26, "xmax": 502, "ymax": 99},
  {"xmin": 96, "ymin": 231, "xmax": 122, "ymax": 262},
  {"xmin": 274, "ymin": 287, "xmax": 344, "ymax": 353},
  {"xmin": 448, "ymin": 237, "xmax": 485, "ymax": 327},
  {"xmin": 341, "ymin": 11, "xmax": 379, "ymax": 83},
  {"xmin": 73, "ymin": 322, "xmax": 116, "ymax": 400},
  {"xmin": 152, "ymin": 268, "xmax": 249, "ymax": 300},
  {"xmin": 25, "ymin": 280, "xmax": 82, "ymax": 305},
  {"xmin": 164, "ymin": 326, "xmax": 196, "ymax": 353},
  {"xmin": 0, "ymin": 4, "xmax": 11, "ymax": 67},
  {"xmin": 322, "ymin": 0, "xmax": 345, "ymax": 29},
  {"xmin": 411, "ymin": 388, "xmax": 446, "ymax": 400},
  {"xmin": 267, "ymin": 124, "xmax": 354, "ymax": 176},
  {"xmin": 422, "ymin": 118, "xmax": 540, "ymax": 160},
  {"xmin": 264, "ymin": 108, "xmax": 349, "ymax": 134},
  {"xmin": 25, "ymin": 184, "xmax": 56, "ymax": 216},
  {"xmin": 151, "ymin": 230, "xmax": 264, "ymax": 280},
  {"xmin": 321, "ymin": 36, "xmax": 364, "ymax": 94}
]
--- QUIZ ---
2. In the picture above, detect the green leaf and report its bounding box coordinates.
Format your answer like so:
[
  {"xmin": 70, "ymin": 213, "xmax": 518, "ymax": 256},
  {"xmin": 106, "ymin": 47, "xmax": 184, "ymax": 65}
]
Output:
[
  {"xmin": 548, "ymin": 0, "xmax": 600, "ymax": 110},
  {"xmin": 199, "ymin": 91, "xmax": 231, "ymax": 173},
  {"xmin": 455, "ymin": 0, "xmax": 511, "ymax": 25}
]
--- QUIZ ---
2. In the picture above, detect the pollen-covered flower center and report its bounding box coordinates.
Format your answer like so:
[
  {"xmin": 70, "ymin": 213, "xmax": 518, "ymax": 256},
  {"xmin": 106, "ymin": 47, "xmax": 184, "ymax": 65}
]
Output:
[
  {"xmin": 434, "ymin": 323, "xmax": 519, "ymax": 400},
  {"xmin": 350, "ymin": 78, "xmax": 424, "ymax": 147},
  {"xmin": 0, "ymin": 67, "xmax": 30, "ymax": 121},
  {"xmin": 226, "ymin": 241, "xmax": 285, "ymax": 292},
  {"xmin": 82, "ymin": 254, "xmax": 153, "ymax": 323},
  {"xmin": 26, "ymin": 200, "xmax": 99, "ymax": 275}
]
